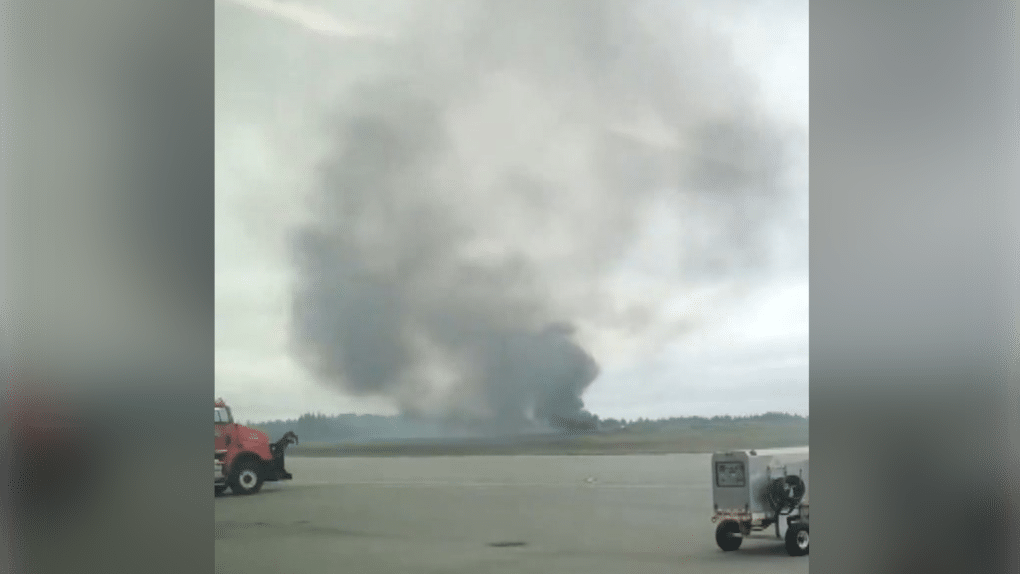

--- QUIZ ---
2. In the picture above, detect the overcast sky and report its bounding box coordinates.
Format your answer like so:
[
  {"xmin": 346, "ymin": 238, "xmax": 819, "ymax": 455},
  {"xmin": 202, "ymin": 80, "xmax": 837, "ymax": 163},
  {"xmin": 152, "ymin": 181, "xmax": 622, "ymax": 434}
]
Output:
[{"xmin": 214, "ymin": 0, "xmax": 808, "ymax": 423}]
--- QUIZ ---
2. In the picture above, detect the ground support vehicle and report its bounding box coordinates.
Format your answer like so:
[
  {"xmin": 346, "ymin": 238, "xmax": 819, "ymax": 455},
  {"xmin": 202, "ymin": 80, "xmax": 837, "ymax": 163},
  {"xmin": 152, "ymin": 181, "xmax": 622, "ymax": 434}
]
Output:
[{"xmin": 710, "ymin": 447, "xmax": 809, "ymax": 556}]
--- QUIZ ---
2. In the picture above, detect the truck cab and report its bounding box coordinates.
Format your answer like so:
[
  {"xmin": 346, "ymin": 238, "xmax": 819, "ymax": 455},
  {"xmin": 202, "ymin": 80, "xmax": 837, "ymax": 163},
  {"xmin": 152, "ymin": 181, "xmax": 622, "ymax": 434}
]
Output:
[{"xmin": 215, "ymin": 399, "xmax": 298, "ymax": 495}]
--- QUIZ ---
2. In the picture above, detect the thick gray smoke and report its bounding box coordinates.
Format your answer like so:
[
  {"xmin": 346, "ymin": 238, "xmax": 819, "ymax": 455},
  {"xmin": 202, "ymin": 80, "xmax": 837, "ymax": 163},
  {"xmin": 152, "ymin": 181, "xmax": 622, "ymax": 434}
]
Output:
[{"xmin": 289, "ymin": 0, "xmax": 800, "ymax": 431}]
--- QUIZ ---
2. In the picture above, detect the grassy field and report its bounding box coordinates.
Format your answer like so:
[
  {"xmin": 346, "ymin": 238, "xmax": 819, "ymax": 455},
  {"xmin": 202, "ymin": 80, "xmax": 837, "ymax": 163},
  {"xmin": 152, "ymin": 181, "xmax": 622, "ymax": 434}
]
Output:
[{"xmin": 285, "ymin": 422, "xmax": 808, "ymax": 457}]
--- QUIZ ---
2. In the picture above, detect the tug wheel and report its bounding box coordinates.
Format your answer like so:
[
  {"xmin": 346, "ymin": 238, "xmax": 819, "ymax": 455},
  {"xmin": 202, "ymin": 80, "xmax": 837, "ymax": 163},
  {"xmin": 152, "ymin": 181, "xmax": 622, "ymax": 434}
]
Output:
[
  {"xmin": 785, "ymin": 523, "xmax": 809, "ymax": 556},
  {"xmin": 715, "ymin": 520, "xmax": 743, "ymax": 551}
]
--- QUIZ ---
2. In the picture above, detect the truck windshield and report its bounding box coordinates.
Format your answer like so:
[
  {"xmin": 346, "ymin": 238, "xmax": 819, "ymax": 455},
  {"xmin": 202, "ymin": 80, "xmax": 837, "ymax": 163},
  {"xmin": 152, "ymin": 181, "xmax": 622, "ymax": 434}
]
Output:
[{"xmin": 215, "ymin": 407, "xmax": 232, "ymax": 424}]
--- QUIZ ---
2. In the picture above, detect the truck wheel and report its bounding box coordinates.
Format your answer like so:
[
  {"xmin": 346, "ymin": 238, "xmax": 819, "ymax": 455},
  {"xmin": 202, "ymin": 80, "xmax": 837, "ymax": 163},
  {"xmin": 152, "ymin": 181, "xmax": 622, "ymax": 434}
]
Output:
[
  {"xmin": 715, "ymin": 520, "xmax": 743, "ymax": 551},
  {"xmin": 229, "ymin": 460, "xmax": 264, "ymax": 495},
  {"xmin": 785, "ymin": 523, "xmax": 809, "ymax": 556},
  {"xmin": 215, "ymin": 485, "xmax": 227, "ymax": 496}
]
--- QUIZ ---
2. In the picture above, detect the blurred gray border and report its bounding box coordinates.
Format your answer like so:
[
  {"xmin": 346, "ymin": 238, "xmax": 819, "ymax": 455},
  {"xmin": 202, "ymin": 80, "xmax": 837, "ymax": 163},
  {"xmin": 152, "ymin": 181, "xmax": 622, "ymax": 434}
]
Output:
[
  {"xmin": 811, "ymin": 2, "xmax": 1018, "ymax": 572},
  {"xmin": 4, "ymin": 1, "xmax": 214, "ymax": 573}
]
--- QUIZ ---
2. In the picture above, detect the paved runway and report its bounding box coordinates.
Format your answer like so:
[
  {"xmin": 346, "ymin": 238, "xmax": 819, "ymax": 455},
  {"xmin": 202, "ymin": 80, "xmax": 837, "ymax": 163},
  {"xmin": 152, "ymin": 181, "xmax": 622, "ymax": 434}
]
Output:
[{"xmin": 214, "ymin": 454, "xmax": 809, "ymax": 574}]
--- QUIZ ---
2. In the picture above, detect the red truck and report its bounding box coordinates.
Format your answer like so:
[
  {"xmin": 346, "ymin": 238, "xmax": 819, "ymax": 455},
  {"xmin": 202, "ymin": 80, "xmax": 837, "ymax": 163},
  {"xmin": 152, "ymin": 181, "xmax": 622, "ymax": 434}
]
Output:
[{"xmin": 215, "ymin": 398, "xmax": 298, "ymax": 495}]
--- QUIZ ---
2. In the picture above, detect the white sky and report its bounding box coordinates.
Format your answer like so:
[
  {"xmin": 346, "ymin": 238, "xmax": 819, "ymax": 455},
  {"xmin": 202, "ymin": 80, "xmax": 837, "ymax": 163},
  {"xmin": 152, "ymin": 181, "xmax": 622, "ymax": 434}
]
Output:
[{"xmin": 214, "ymin": 0, "xmax": 808, "ymax": 422}]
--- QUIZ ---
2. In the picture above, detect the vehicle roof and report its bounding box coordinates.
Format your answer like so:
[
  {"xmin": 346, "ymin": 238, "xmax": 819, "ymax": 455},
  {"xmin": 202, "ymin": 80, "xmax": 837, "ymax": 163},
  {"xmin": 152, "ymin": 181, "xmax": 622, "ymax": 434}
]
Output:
[{"xmin": 713, "ymin": 446, "xmax": 809, "ymax": 457}]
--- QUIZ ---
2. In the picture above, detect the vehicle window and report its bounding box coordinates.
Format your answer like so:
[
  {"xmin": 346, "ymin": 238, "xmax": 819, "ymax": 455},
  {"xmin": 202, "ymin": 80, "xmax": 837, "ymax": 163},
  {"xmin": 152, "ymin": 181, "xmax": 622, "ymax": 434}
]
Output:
[
  {"xmin": 215, "ymin": 407, "xmax": 231, "ymax": 424},
  {"xmin": 716, "ymin": 462, "xmax": 746, "ymax": 487}
]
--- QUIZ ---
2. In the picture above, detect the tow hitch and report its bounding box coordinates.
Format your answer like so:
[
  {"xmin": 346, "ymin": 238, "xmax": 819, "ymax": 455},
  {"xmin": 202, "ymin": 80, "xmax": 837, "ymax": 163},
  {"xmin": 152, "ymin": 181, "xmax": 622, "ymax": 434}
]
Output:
[{"xmin": 269, "ymin": 431, "xmax": 298, "ymax": 480}]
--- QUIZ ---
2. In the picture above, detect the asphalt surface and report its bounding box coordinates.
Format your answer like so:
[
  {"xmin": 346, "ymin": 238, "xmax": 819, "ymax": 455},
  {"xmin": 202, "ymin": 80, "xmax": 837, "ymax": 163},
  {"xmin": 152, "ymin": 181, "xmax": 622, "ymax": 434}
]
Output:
[{"xmin": 214, "ymin": 454, "xmax": 809, "ymax": 574}]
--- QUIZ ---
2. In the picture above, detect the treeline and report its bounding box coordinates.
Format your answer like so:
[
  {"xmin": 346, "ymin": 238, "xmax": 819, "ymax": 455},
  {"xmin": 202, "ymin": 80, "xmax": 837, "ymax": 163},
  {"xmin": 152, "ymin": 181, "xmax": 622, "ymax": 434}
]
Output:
[
  {"xmin": 596, "ymin": 412, "xmax": 807, "ymax": 433},
  {"xmin": 247, "ymin": 411, "xmax": 808, "ymax": 444}
]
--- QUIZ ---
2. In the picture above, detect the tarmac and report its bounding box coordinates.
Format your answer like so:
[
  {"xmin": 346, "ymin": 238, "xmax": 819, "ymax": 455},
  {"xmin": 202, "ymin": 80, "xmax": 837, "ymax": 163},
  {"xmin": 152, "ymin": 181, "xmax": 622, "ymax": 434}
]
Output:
[{"xmin": 214, "ymin": 454, "xmax": 809, "ymax": 574}]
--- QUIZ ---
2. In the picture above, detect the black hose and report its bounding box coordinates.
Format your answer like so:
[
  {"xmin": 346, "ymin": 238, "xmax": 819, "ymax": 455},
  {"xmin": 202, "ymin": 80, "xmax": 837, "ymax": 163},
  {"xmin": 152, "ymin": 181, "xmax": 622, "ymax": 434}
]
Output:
[{"xmin": 765, "ymin": 475, "xmax": 806, "ymax": 513}]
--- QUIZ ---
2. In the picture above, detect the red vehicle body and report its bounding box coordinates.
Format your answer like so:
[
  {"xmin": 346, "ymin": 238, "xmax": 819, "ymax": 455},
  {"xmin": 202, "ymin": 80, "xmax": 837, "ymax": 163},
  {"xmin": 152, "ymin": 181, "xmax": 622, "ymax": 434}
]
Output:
[
  {"xmin": 215, "ymin": 398, "xmax": 298, "ymax": 495},
  {"xmin": 3, "ymin": 381, "xmax": 99, "ymax": 574}
]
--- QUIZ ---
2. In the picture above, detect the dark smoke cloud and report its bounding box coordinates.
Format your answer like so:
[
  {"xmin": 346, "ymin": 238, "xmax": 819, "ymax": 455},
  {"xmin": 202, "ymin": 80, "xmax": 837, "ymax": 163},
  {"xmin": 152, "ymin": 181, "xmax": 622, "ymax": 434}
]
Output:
[{"xmin": 288, "ymin": 0, "xmax": 801, "ymax": 431}]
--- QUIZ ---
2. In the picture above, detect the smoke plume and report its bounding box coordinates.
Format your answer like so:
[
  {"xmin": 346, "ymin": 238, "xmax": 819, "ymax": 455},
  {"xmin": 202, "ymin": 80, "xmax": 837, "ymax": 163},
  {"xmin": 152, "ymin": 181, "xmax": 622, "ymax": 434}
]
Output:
[{"xmin": 289, "ymin": 0, "xmax": 800, "ymax": 432}]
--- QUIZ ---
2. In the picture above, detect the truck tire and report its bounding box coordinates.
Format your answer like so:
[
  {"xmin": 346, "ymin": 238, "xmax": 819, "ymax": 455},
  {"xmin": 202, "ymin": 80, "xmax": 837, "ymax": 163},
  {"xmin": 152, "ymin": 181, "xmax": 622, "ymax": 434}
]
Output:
[
  {"xmin": 215, "ymin": 485, "xmax": 227, "ymax": 496},
  {"xmin": 785, "ymin": 523, "xmax": 809, "ymax": 556},
  {"xmin": 229, "ymin": 459, "xmax": 264, "ymax": 495},
  {"xmin": 715, "ymin": 520, "xmax": 743, "ymax": 551}
]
